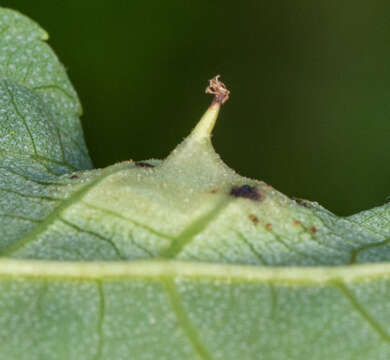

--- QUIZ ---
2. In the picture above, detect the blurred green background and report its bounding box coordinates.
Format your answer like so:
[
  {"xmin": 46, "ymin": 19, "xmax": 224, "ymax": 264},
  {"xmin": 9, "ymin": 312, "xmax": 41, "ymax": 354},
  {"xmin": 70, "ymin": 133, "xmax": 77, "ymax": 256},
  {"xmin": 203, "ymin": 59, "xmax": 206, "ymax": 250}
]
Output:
[{"xmin": 3, "ymin": 0, "xmax": 390, "ymax": 215}]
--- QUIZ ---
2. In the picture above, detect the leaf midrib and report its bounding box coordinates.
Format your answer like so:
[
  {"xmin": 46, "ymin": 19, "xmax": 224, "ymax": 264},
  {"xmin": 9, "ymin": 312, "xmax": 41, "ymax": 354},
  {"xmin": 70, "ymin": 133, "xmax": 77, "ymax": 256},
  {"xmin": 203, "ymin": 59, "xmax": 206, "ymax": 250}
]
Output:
[{"xmin": 0, "ymin": 259, "xmax": 389, "ymax": 284}]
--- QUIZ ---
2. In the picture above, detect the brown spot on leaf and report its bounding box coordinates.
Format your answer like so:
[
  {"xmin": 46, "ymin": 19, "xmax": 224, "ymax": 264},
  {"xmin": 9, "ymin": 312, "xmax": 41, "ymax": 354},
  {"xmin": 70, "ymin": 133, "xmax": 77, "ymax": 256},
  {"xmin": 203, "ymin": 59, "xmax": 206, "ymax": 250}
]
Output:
[
  {"xmin": 230, "ymin": 185, "xmax": 261, "ymax": 201},
  {"xmin": 265, "ymin": 223, "xmax": 272, "ymax": 230},
  {"xmin": 249, "ymin": 214, "xmax": 259, "ymax": 224},
  {"xmin": 294, "ymin": 220, "xmax": 301, "ymax": 226},
  {"xmin": 135, "ymin": 162, "xmax": 154, "ymax": 168},
  {"xmin": 70, "ymin": 175, "xmax": 78, "ymax": 179},
  {"xmin": 210, "ymin": 189, "xmax": 218, "ymax": 194},
  {"xmin": 309, "ymin": 226, "xmax": 317, "ymax": 233}
]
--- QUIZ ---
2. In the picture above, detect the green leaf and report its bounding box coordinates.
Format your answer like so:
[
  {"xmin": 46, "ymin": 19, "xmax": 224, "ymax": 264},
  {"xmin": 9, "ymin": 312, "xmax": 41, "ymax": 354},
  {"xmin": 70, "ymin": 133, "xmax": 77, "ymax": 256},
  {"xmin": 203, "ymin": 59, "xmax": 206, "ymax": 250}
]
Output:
[
  {"xmin": 0, "ymin": 7, "xmax": 390, "ymax": 360},
  {"xmin": 0, "ymin": 8, "xmax": 91, "ymax": 171}
]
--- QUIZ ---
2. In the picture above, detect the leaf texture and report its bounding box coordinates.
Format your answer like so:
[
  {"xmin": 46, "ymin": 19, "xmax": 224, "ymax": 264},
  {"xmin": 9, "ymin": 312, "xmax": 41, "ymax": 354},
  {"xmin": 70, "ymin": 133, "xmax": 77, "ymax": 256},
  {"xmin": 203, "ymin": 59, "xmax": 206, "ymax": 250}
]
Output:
[{"xmin": 0, "ymin": 7, "xmax": 389, "ymax": 360}]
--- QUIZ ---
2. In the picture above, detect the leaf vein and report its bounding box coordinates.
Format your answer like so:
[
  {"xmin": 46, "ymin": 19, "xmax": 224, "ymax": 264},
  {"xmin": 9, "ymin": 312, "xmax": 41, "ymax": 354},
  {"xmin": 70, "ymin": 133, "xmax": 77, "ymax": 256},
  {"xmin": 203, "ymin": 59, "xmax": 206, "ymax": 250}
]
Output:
[
  {"xmin": 0, "ymin": 167, "xmax": 125, "ymax": 257},
  {"xmin": 6, "ymin": 83, "xmax": 38, "ymax": 156},
  {"xmin": 0, "ymin": 163, "xmax": 68, "ymax": 186},
  {"xmin": 59, "ymin": 218, "xmax": 125, "ymax": 260},
  {"xmin": 338, "ymin": 283, "xmax": 390, "ymax": 344},
  {"xmin": 161, "ymin": 198, "xmax": 231, "ymax": 258},
  {"xmin": 0, "ymin": 185, "xmax": 60, "ymax": 201},
  {"xmin": 94, "ymin": 281, "xmax": 105, "ymax": 360},
  {"xmin": 81, "ymin": 201, "xmax": 174, "ymax": 241},
  {"xmin": 163, "ymin": 279, "xmax": 212, "ymax": 360},
  {"xmin": 236, "ymin": 231, "xmax": 268, "ymax": 265},
  {"xmin": 349, "ymin": 237, "xmax": 390, "ymax": 264},
  {"xmin": 0, "ymin": 213, "xmax": 41, "ymax": 223}
]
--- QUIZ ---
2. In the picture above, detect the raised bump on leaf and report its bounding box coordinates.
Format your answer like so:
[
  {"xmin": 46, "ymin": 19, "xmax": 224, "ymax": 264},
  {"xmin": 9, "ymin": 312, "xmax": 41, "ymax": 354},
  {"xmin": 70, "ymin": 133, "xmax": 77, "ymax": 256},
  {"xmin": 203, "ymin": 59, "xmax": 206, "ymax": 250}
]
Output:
[{"xmin": 161, "ymin": 75, "xmax": 239, "ymax": 185}]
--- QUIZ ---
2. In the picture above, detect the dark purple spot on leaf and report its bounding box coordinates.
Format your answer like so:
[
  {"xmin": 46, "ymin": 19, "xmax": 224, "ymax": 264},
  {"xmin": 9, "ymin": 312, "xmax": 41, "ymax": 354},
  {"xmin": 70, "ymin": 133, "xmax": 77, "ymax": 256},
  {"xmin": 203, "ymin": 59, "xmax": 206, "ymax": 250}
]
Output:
[
  {"xmin": 230, "ymin": 185, "xmax": 261, "ymax": 200},
  {"xmin": 135, "ymin": 162, "xmax": 154, "ymax": 168},
  {"xmin": 294, "ymin": 199, "xmax": 310, "ymax": 208}
]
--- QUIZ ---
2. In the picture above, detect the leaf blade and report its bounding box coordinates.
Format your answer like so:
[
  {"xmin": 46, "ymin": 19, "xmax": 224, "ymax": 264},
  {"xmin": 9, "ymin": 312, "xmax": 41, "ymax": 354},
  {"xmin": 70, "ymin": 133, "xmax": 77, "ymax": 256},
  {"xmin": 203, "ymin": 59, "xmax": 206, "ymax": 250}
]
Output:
[{"xmin": 1, "ymin": 6, "xmax": 390, "ymax": 360}]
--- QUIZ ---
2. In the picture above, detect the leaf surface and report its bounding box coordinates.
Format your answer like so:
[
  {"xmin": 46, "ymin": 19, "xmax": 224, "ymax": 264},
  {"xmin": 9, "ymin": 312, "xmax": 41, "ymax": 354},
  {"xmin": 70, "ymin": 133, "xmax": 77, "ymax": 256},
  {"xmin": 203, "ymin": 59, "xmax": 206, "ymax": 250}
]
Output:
[{"xmin": 0, "ymin": 7, "xmax": 389, "ymax": 360}]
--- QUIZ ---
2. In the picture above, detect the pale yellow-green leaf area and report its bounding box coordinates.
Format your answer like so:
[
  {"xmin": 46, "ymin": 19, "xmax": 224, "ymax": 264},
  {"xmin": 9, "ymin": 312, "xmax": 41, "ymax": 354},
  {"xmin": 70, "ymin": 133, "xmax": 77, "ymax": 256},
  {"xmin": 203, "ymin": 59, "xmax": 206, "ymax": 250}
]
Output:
[{"xmin": 0, "ymin": 6, "xmax": 389, "ymax": 360}]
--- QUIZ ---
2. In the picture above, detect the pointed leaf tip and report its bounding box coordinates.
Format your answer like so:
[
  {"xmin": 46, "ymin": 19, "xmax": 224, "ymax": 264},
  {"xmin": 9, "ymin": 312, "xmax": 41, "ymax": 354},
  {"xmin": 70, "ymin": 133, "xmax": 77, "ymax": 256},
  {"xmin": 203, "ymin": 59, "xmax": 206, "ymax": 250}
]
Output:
[
  {"xmin": 191, "ymin": 75, "xmax": 230, "ymax": 140},
  {"xmin": 205, "ymin": 75, "xmax": 230, "ymax": 105}
]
